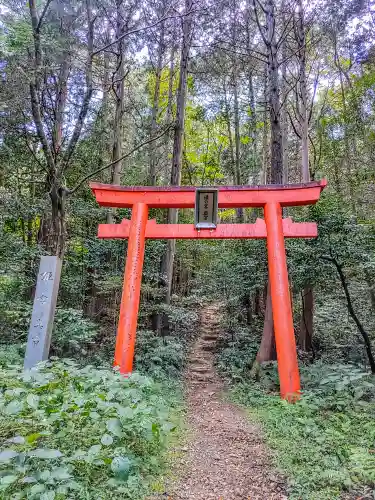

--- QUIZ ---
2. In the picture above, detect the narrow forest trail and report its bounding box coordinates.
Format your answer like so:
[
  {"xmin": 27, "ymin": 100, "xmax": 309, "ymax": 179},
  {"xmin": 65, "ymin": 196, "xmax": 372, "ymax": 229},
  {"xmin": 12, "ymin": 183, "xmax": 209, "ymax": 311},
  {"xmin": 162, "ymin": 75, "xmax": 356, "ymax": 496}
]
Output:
[{"xmin": 171, "ymin": 303, "xmax": 287, "ymax": 500}]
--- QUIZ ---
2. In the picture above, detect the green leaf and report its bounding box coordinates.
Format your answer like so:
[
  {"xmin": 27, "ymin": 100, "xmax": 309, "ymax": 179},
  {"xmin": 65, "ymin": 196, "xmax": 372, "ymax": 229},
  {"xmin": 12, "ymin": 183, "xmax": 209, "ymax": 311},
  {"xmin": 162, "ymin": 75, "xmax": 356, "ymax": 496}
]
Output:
[
  {"xmin": 26, "ymin": 433, "xmax": 41, "ymax": 444},
  {"xmin": 21, "ymin": 476, "xmax": 37, "ymax": 484},
  {"xmin": 0, "ymin": 449, "xmax": 18, "ymax": 462},
  {"xmin": 50, "ymin": 467, "xmax": 71, "ymax": 480},
  {"xmin": 39, "ymin": 470, "xmax": 51, "ymax": 481},
  {"xmin": 111, "ymin": 456, "xmax": 131, "ymax": 478},
  {"xmin": 5, "ymin": 400, "xmax": 23, "ymax": 415},
  {"xmin": 29, "ymin": 449, "xmax": 63, "ymax": 459},
  {"xmin": 106, "ymin": 418, "xmax": 122, "ymax": 437},
  {"xmin": 30, "ymin": 483, "xmax": 46, "ymax": 495},
  {"xmin": 162, "ymin": 422, "xmax": 176, "ymax": 432},
  {"xmin": 40, "ymin": 491, "xmax": 56, "ymax": 500},
  {"xmin": 0, "ymin": 475, "xmax": 18, "ymax": 485},
  {"xmin": 101, "ymin": 434, "xmax": 113, "ymax": 446},
  {"xmin": 88, "ymin": 445, "xmax": 101, "ymax": 456},
  {"xmin": 26, "ymin": 393, "xmax": 40, "ymax": 409},
  {"xmin": 7, "ymin": 435, "xmax": 25, "ymax": 444},
  {"xmin": 118, "ymin": 407, "xmax": 133, "ymax": 419}
]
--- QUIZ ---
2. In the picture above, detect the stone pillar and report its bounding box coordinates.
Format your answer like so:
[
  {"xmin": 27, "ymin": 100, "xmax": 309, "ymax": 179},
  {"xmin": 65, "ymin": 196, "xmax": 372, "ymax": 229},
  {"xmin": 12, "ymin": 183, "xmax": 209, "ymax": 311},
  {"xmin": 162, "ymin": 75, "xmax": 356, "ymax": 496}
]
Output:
[{"xmin": 24, "ymin": 256, "xmax": 62, "ymax": 370}]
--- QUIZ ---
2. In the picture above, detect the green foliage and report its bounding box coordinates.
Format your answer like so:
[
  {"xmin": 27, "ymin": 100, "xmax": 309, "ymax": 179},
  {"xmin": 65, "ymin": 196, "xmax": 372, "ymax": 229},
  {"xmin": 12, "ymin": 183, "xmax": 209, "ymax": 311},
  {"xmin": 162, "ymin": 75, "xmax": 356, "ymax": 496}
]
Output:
[
  {"xmin": 135, "ymin": 331, "xmax": 186, "ymax": 379},
  {"xmin": 230, "ymin": 363, "xmax": 375, "ymax": 500},
  {"xmin": 216, "ymin": 324, "xmax": 260, "ymax": 382},
  {"xmin": 0, "ymin": 359, "xmax": 180, "ymax": 499},
  {"xmin": 0, "ymin": 304, "xmax": 99, "ymax": 357}
]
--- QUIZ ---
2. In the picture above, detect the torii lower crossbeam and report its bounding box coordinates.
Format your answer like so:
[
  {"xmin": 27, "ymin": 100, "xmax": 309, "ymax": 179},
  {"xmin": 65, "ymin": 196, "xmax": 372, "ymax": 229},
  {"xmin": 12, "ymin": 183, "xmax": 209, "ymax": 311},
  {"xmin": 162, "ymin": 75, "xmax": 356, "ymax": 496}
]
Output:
[{"xmin": 91, "ymin": 180, "xmax": 327, "ymax": 401}]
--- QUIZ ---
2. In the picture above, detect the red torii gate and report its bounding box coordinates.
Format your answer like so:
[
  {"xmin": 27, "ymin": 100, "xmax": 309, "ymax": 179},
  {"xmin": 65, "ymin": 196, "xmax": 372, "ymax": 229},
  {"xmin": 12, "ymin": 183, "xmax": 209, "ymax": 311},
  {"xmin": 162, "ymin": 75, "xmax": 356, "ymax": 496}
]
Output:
[{"xmin": 91, "ymin": 180, "xmax": 327, "ymax": 400}]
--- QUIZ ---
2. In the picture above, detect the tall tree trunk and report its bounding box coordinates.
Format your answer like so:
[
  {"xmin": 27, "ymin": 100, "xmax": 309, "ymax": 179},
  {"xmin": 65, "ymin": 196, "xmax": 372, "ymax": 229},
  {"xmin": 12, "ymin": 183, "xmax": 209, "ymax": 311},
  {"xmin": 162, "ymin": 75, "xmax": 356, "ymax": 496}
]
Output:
[
  {"xmin": 232, "ymin": 0, "xmax": 241, "ymax": 188},
  {"xmin": 224, "ymin": 80, "xmax": 236, "ymax": 180},
  {"xmin": 246, "ymin": 5, "xmax": 257, "ymax": 182},
  {"xmin": 296, "ymin": 0, "xmax": 314, "ymax": 352},
  {"xmin": 256, "ymin": 0, "xmax": 283, "ymax": 365},
  {"xmin": 149, "ymin": 20, "xmax": 165, "ymax": 186},
  {"xmin": 261, "ymin": 65, "xmax": 269, "ymax": 184},
  {"xmin": 281, "ymin": 1, "xmax": 288, "ymax": 184},
  {"xmin": 162, "ymin": 0, "xmax": 194, "ymax": 305},
  {"xmin": 297, "ymin": 0, "xmax": 309, "ymax": 183},
  {"xmin": 107, "ymin": 0, "xmax": 126, "ymax": 223},
  {"xmin": 233, "ymin": 78, "xmax": 241, "ymax": 186},
  {"xmin": 100, "ymin": 41, "xmax": 111, "ymax": 179}
]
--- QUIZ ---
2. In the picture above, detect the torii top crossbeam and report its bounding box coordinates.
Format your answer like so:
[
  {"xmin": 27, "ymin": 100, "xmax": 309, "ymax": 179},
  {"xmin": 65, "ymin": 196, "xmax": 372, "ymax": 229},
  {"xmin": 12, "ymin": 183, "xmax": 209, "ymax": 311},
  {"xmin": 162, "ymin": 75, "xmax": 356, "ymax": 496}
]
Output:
[
  {"xmin": 90, "ymin": 180, "xmax": 326, "ymax": 402},
  {"xmin": 90, "ymin": 180, "xmax": 326, "ymax": 208}
]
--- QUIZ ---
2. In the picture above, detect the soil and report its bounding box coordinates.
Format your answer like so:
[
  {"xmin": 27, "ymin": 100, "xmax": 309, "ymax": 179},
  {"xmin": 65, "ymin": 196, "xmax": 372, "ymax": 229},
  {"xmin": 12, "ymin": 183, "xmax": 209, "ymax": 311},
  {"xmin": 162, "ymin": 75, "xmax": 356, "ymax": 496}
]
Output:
[{"xmin": 169, "ymin": 303, "xmax": 288, "ymax": 500}]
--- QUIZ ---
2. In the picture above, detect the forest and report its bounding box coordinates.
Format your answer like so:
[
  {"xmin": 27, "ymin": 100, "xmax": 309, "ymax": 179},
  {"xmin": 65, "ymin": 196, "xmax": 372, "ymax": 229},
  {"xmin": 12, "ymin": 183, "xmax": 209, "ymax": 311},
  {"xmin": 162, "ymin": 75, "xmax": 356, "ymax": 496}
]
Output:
[{"xmin": 1, "ymin": 0, "xmax": 375, "ymax": 498}]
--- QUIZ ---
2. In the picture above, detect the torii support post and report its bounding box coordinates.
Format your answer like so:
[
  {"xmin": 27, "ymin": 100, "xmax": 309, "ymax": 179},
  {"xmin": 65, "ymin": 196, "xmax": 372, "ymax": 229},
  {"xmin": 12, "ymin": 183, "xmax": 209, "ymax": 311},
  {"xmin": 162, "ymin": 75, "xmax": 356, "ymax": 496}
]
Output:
[
  {"xmin": 91, "ymin": 180, "xmax": 326, "ymax": 399},
  {"xmin": 265, "ymin": 202, "xmax": 300, "ymax": 400},
  {"xmin": 115, "ymin": 203, "xmax": 148, "ymax": 374}
]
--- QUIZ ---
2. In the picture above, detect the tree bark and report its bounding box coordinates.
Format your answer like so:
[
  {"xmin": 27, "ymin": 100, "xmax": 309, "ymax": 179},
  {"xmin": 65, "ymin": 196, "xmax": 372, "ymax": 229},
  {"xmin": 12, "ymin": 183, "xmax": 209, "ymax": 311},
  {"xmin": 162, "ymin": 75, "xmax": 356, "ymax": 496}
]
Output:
[
  {"xmin": 296, "ymin": 0, "xmax": 314, "ymax": 351},
  {"xmin": 322, "ymin": 256, "xmax": 375, "ymax": 374},
  {"xmin": 107, "ymin": 0, "xmax": 129, "ymax": 224},
  {"xmin": 281, "ymin": 1, "xmax": 288, "ymax": 184},
  {"xmin": 254, "ymin": 0, "xmax": 283, "ymax": 365},
  {"xmin": 297, "ymin": 0, "xmax": 309, "ymax": 183},
  {"xmin": 149, "ymin": 19, "xmax": 166, "ymax": 185},
  {"xmin": 257, "ymin": 282, "xmax": 277, "ymax": 362},
  {"xmin": 162, "ymin": 0, "xmax": 194, "ymax": 305},
  {"xmin": 300, "ymin": 286, "xmax": 313, "ymax": 351}
]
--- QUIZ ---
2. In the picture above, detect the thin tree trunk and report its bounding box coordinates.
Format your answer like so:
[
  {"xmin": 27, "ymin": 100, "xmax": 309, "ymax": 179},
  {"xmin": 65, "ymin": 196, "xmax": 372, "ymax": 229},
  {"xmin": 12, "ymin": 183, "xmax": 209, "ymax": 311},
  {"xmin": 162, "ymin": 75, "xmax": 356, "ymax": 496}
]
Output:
[
  {"xmin": 255, "ymin": 0, "xmax": 284, "ymax": 367},
  {"xmin": 224, "ymin": 80, "xmax": 236, "ymax": 180},
  {"xmin": 281, "ymin": 1, "xmax": 288, "ymax": 184},
  {"xmin": 322, "ymin": 256, "xmax": 375, "ymax": 373},
  {"xmin": 257, "ymin": 282, "xmax": 277, "ymax": 362},
  {"xmin": 149, "ymin": 20, "xmax": 165, "ymax": 185},
  {"xmin": 162, "ymin": 0, "xmax": 194, "ymax": 305},
  {"xmin": 107, "ymin": 0, "xmax": 126, "ymax": 223},
  {"xmin": 246, "ymin": 4, "xmax": 257, "ymax": 182},
  {"xmin": 297, "ymin": 0, "xmax": 309, "ymax": 183},
  {"xmin": 262, "ymin": 65, "xmax": 269, "ymax": 184},
  {"xmin": 296, "ymin": 0, "xmax": 314, "ymax": 351}
]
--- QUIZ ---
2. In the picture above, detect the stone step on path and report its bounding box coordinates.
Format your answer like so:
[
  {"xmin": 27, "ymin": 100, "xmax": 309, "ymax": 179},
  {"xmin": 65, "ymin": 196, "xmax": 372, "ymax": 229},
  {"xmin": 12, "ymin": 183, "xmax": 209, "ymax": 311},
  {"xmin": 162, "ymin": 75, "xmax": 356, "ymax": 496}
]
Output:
[{"xmin": 169, "ymin": 303, "xmax": 287, "ymax": 500}]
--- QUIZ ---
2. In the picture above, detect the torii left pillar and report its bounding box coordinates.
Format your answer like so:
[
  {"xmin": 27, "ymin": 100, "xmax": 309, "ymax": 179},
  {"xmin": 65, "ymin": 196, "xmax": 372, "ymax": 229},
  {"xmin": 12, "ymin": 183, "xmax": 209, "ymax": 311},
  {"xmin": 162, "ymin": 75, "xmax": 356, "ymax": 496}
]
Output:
[
  {"xmin": 91, "ymin": 180, "xmax": 326, "ymax": 400},
  {"xmin": 114, "ymin": 203, "xmax": 148, "ymax": 371}
]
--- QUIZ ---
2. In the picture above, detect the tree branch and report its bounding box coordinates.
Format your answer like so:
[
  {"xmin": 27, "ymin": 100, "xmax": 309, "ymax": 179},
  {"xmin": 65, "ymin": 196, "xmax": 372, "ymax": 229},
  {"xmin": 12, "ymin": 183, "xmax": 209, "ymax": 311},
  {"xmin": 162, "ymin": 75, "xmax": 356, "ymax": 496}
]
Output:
[
  {"xmin": 321, "ymin": 255, "xmax": 375, "ymax": 373},
  {"xmin": 68, "ymin": 124, "xmax": 173, "ymax": 195},
  {"xmin": 253, "ymin": 0, "xmax": 269, "ymax": 47},
  {"xmin": 93, "ymin": 10, "xmax": 196, "ymax": 56},
  {"xmin": 61, "ymin": 0, "xmax": 94, "ymax": 172},
  {"xmin": 36, "ymin": 0, "xmax": 53, "ymax": 32}
]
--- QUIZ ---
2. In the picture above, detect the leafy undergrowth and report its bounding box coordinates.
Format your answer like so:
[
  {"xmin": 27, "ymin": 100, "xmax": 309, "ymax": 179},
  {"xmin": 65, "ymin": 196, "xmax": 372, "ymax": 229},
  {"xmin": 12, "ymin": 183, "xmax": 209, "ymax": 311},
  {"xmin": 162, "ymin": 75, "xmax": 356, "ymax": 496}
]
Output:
[
  {"xmin": 0, "ymin": 359, "xmax": 182, "ymax": 499},
  {"xmin": 229, "ymin": 363, "xmax": 375, "ymax": 499},
  {"xmin": 216, "ymin": 327, "xmax": 375, "ymax": 498}
]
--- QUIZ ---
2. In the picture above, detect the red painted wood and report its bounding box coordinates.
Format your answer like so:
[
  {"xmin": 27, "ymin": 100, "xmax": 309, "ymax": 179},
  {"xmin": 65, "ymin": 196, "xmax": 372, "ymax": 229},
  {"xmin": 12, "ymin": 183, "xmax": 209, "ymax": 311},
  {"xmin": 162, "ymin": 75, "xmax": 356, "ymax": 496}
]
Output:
[
  {"xmin": 90, "ymin": 180, "xmax": 327, "ymax": 209},
  {"xmin": 114, "ymin": 203, "xmax": 148, "ymax": 374},
  {"xmin": 97, "ymin": 218, "xmax": 318, "ymax": 239},
  {"xmin": 265, "ymin": 202, "xmax": 301, "ymax": 401}
]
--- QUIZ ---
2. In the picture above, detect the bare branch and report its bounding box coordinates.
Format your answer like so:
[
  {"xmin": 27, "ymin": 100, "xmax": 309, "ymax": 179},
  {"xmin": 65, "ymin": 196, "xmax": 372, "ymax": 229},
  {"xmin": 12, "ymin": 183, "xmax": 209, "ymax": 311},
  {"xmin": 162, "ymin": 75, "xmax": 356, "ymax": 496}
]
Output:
[
  {"xmin": 68, "ymin": 124, "xmax": 173, "ymax": 195},
  {"xmin": 287, "ymin": 109, "xmax": 301, "ymax": 139},
  {"xmin": 252, "ymin": 0, "xmax": 269, "ymax": 47},
  {"xmin": 93, "ymin": 10, "xmax": 197, "ymax": 56},
  {"xmin": 36, "ymin": 0, "xmax": 53, "ymax": 32},
  {"xmin": 61, "ymin": 0, "xmax": 94, "ymax": 172}
]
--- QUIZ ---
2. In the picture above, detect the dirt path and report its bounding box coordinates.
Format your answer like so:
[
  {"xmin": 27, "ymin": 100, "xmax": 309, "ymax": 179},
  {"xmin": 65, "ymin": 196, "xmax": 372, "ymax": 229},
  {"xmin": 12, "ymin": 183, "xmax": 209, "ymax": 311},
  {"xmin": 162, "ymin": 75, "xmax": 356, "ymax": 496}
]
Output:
[{"xmin": 171, "ymin": 303, "xmax": 287, "ymax": 500}]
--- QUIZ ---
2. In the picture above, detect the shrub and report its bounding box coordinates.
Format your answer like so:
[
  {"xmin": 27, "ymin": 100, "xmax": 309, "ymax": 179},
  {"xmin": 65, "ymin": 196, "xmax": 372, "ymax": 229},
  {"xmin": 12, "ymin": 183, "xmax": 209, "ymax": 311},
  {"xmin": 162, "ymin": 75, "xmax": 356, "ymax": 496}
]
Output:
[
  {"xmin": 231, "ymin": 363, "xmax": 375, "ymax": 499},
  {"xmin": 135, "ymin": 330, "xmax": 186, "ymax": 379},
  {"xmin": 0, "ymin": 305, "xmax": 98, "ymax": 358},
  {"xmin": 0, "ymin": 360, "xmax": 179, "ymax": 499}
]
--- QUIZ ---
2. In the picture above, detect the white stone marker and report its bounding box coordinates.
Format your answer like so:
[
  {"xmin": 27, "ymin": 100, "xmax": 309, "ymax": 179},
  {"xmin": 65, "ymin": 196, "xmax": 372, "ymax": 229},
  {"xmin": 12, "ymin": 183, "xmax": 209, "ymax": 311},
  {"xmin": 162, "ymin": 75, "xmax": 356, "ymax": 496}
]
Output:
[{"xmin": 24, "ymin": 256, "xmax": 62, "ymax": 370}]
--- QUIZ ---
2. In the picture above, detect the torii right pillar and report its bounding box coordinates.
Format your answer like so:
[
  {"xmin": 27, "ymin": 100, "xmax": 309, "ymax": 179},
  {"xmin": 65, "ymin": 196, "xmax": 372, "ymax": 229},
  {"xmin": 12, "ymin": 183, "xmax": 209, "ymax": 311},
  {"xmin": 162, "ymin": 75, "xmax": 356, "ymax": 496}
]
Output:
[{"xmin": 265, "ymin": 201, "xmax": 300, "ymax": 400}]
